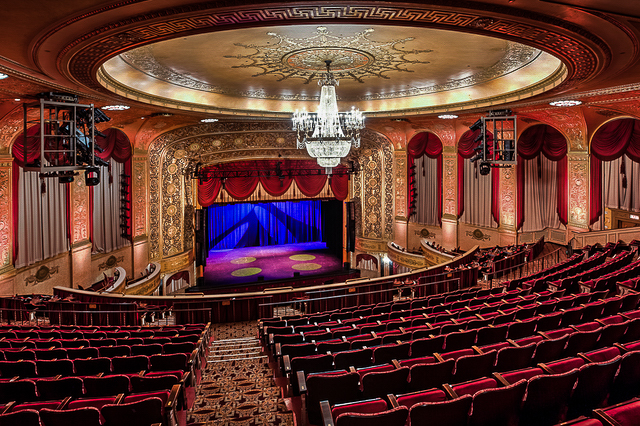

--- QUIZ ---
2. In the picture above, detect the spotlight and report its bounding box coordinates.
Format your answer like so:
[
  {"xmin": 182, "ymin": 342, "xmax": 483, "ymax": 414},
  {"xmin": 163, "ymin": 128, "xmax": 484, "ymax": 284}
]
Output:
[
  {"xmin": 58, "ymin": 171, "xmax": 75, "ymax": 184},
  {"xmin": 479, "ymin": 162, "xmax": 491, "ymax": 176},
  {"xmin": 85, "ymin": 167, "xmax": 100, "ymax": 186},
  {"xmin": 469, "ymin": 118, "xmax": 483, "ymax": 132}
]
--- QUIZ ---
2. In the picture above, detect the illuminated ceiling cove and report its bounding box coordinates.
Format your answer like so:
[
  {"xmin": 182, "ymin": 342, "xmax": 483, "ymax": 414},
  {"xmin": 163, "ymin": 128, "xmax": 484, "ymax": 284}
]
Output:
[{"xmin": 99, "ymin": 24, "xmax": 565, "ymax": 117}]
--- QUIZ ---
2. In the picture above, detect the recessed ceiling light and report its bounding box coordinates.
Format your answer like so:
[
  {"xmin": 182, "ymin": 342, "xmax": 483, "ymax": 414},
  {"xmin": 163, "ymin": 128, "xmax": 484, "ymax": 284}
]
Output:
[
  {"xmin": 101, "ymin": 105, "xmax": 130, "ymax": 111},
  {"xmin": 200, "ymin": 118, "xmax": 219, "ymax": 123},
  {"xmin": 0, "ymin": 73, "xmax": 8, "ymax": 80},
  {"xmin": 549, "ymin": 100, "xmax": 582, "ymax": 107},
  {"xmin": 14, "ymin": 99, "xmax": 20, "ymax": 102},
  {"xmin": 438, "ymin": 114, "xmax": 458, "ymax": 119}
]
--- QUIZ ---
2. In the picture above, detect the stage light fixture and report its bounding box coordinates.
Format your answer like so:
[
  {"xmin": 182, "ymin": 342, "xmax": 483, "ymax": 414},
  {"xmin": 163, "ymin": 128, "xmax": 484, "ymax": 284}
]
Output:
[
  {"xmin": 479, "ymin": 162, "xmax": 491, "ymax": 176},
  {"xmin": 85, "ymin": 167, "xmax": 100, "ymax": 186},
  {"xmin": 201, "ymin": 118, "xmax": 219, "ymax": 123},
  {"xmin": 438, "ymin": 114, "xmax": 458, "ymax": 119},
  {"xmin": 469, "ymin": 118, "xmax": 483, "ymax": 132},
  {"xmin": 0, "ymin": 73, "xmax": 8, "ymax": 80}
]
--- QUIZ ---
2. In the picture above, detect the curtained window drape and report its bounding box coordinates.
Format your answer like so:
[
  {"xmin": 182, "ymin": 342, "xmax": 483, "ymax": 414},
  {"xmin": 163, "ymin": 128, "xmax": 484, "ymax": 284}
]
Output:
[
  {"xmin": 408, "ymin": 133, "xmax": 442, "ymax": 225},
  {"xmin": 206, "ymin": 200, "xmax": 322, "ymax": 249},
  {"xmin": 457, "ymin": 129, "xmax": 498, "ymax": 227},
  {"xmin": 590, "ymin": 118, "xmax": 640, "ymax": 225},
  {"xmin": 12, "ymin": 125, "xmax": 69, "ymax": 268},
  {"xmin": 91, "ymin": 129, "xmax": 132, "ymax": 253},
  {"xmin": 197, "ymin": 160, "xmax": 349, "ymax": 206},
  {"xmin": 516, "ymin": 124, "xmax": 567, "ymax": 231}
]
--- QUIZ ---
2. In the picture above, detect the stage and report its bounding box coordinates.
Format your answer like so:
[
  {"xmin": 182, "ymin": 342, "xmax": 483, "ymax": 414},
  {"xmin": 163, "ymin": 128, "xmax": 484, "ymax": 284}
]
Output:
[{"xmin": 202, "ymin": 242, "xmax": 344, "ymax": 287}]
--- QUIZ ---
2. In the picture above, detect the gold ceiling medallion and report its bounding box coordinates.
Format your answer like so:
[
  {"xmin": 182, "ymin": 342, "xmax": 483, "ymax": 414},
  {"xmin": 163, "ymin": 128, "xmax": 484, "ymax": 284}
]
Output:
[{"xmin": 226, "ymin": 26, "xmax": 432, "ymax": 83}]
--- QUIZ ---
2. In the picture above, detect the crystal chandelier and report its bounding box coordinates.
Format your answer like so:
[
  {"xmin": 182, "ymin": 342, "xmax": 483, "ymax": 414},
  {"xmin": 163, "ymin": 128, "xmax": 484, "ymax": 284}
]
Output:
[{"xmin": 293, "ymin": 60, "xmax": 364, "ymax": 169}]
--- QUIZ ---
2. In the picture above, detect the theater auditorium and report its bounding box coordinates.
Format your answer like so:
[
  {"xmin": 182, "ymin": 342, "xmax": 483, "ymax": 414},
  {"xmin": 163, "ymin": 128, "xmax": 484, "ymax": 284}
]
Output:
[{"xmin": 1, "ymin": 1, "xmax": 640, "ymax": 425}]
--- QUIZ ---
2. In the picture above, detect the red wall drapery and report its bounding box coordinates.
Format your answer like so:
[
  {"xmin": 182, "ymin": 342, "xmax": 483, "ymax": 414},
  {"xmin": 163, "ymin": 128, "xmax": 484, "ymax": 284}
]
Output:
[
  {"xmin": 516, "ymin": 125, "xmax": 568, "ymax": 230},
  {"xmin": 407, "ymin": 132, "xmax": 443, "ymax": 224},
  {"xmin": 95, "ymin": 128, "xmax": 132, "ymax": 164},
  {"xmin": 590, "ymin": 118, "xmax": 640, "ymax": 224},
  {"xmin": 197, "ymin": 160, "xmax": 349, "ymax": 207},
  {"xmin": 457, "ymin": 129, "xmax": 494, "ymax": 219}
]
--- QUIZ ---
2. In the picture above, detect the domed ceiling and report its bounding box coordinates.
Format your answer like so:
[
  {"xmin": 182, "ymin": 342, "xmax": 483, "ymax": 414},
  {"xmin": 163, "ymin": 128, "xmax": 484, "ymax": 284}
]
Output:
[{"xmin": 98, "ymin": 24, "xmax": 564, "ymax": 118}]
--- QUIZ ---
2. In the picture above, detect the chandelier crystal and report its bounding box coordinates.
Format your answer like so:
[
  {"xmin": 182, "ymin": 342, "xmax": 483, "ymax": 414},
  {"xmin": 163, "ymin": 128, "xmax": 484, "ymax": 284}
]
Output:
[{"xmin": 293, "ymin": 60, "xmax": 364, "ymax": 170}]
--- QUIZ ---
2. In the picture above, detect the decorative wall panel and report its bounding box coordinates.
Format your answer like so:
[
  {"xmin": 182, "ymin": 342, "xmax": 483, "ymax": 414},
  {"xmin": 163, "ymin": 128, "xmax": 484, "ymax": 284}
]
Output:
[
  {"xmin": 0, "ymin": 159, "xmax": 12, "ymax": 270},
  {"xmin": 442, "ymin": 147, "xmax": 457, "ymax": 217},
  {"xmin": 394, "ymin": 151, "xmax": 407, "ymax": 219},
  {"xmin": 132, "ymin": 154, "xmax": 148, "ymax": 237},
  {"xmin": 500, "ymin": 166, "xmax": 516, "ymax": 230},
  {"xmin": 351, "ymin": 129, "xmax": 394, "ymax": 241},
  {"xmin": 568, "ymin": 154, "xmax": 589, "ymax": 229},
  {"xmin": 71, "ymin": 176, "xmax": 89, "ymax": 243}
]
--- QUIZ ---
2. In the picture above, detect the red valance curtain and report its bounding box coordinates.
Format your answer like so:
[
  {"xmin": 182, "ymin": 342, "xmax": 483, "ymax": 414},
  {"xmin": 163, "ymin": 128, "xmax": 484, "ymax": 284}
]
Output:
[
  {"xmin": 407, "ymin": 132, "xmax": 442, "ymax": 223},
  {"xmin": 457, "ymin": 129, "xmax": 494, "ymax": 219},
  {"xmin": 590, "ymin": 118, "xmax": 640, "ymax": 224},
  {"xmin": 516, "ymin": 125, "xmax": 568, "ymax": 230},
  {"xmin": 197, "ymin": 160, "xmax": 349, "ymax": 207},
  {"xmin": 329, "ymin": 165, "xmax": 349, "ymax": 201},
  {"xmin": 95, "ymin": 128, "xmax": 132, "ymax": 163}
]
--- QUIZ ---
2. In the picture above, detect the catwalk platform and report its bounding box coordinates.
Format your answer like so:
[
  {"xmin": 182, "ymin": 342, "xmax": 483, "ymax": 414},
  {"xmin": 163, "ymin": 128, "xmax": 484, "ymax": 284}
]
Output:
[{"xmin": 201, "ymin": 242, "xmax": 344, "ymax": 288}]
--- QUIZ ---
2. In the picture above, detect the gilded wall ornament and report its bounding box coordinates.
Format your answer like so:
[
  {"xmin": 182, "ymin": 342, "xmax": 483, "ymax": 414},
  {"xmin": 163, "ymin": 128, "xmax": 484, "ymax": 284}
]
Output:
[
  {"xmin": 24, "ymin": 265, "xmax": 59, "ymax": 286},
  {"xmin": 0, "ymin": 167, "xmax": 11, "ymax": 268}
]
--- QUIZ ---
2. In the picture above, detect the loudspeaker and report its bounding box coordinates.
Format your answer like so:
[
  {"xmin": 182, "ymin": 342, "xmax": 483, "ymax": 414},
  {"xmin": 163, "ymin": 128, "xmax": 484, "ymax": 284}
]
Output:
[
  {"xmin": 195, "ymin": 209, "xmax": 207, "ymax": 267},
  {"xmin": 257, "ymin": 276, "xmax": 264, "ymax": 281},
  {"xmin": 345, "ymin": 201, "xmax": 356, "ymax": 252},
  {"xmin": 343, "ymin": 262, "xmax": 351, "ymax": 270},
  {"xmin": 293, "ymin": 272, "xmax": 300, "ymax": 277}
]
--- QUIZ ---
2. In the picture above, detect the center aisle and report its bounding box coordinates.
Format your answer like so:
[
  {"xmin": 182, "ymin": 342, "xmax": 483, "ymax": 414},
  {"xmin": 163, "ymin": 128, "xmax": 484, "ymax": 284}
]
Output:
[{"xmin": 187, "ymin": 322, "xmax": 295, "ymax": 425}]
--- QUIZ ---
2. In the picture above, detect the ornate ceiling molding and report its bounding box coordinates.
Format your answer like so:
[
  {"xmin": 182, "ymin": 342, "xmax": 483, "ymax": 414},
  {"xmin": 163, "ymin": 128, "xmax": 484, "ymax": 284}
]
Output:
[{"xmin": 57, "ymin": 2, "xmax": 608, "ymax": 97}]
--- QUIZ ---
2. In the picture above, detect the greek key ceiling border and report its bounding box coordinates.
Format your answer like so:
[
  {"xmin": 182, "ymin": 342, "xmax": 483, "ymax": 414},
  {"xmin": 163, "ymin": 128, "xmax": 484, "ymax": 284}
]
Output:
[{"xmin": 60, "ymin": 3, "xmax": 606, "ymax": 92}]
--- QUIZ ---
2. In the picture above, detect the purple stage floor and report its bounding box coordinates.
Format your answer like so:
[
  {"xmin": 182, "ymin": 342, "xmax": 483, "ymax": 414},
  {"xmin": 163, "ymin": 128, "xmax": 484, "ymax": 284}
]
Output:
[{"xmin": 203, "ymin": 242, "xmax": 343, "ymax": 286}]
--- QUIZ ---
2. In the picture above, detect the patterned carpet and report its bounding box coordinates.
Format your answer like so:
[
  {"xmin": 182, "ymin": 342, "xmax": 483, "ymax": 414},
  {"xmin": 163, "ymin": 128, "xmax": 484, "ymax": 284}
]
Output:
[{"xmin": 187, "ymin": 322, "xmax": 294, "ymax": 425}]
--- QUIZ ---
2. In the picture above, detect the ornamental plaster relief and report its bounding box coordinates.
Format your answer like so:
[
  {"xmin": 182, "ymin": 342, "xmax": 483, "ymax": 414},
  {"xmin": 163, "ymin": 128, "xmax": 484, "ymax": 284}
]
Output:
[
  {"xmin": 71, "ymin": 177, "xmax": 89, "ymax": 243},
  {"xmin": 568, "ymin": 154, "xmax": 589, "ymax": 229},
  {"xmin": 133, "ymin": 156, "xmax": 148, "ymax": 237},
  {"xmin": 521, "ymin": 108, "xmax": 587, "ymax": 152},
  {"xmin": 0, "ymin": 164, "xmax": 12, "ymax": 269},
  {"xmin": 500, "ymin": 166, "xmax": 516, "ymax": 229},
  {"xmin": 443, "ymin": 153, "xmax": 457, "ymax": 217}
]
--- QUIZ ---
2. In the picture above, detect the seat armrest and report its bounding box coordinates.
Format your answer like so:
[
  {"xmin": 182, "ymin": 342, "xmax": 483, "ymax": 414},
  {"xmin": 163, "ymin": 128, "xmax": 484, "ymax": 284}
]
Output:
[
  {"xmin": 577, "ymin": 353, "xmax": 592, "ymax": 363},
  {"xmin": 492, "ymin": 372, "xmax": 511, "ymax": 387},
  {"xmin": 269, "ymin": 333, "xmax": 274, "ymax": 345},
  {"xmin": 371, "ymin": 331, "xmax": 378, "ymax": 338},
  {"xmin": 320, "ymin": 400, "xmax": 333, "ymax": 426},
  {"xmin": 537, "ymin": 362, "xmax": 554, "ymax": 374},
  {"xmin": 613, "ymin": 343, "xmax": 627, "ymax": 353},
  {"xmin": 58, "ymin": 396, "xmax": 72, "ymax": 410},
  {"xmin": 434, "ymin": 353, "xmax": 445, "ymax": 362},
  {"xmin": 297, "ymin": 370, "xmax": 307, "ymax": 394},
  {"xmin": 537, "ymin": 331, "xmax": 550, "ymax": 339},
  {"xmin": 593, "ymin": 408, "xmax": 624, "ymax": 426},
  {"xmin": 275, "ymin": 343, "xmax": 282, "ymax": 357},
  {"xmin": 442, "ymin": 383, "xmax": 458, "ymax": 399},
  {"xmin": 1, "ymin": 402, "xmax": 15, "ymax": 414},
  {"xmin": 471, "ymin": 345, "xmax": 483, "ymax": 354},
  {"xmin": 388, "ymin": 394, "xmax": 399, "ymax": 408},
  {"xmin": 391, "ymin": 359, "xmax": 401, "ymax": 369},
  {"xmin": 569, "ymin": 325, "xmax": 580, "ymax": 332},
  {"xmin": 506, "ymin": 339, "xmax": 520, "ymax": 347}
]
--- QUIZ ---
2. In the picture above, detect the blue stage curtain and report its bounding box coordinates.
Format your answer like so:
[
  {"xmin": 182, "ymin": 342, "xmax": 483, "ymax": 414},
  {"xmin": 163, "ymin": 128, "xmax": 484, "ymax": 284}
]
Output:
[{"xmin": 207, "ymin": 200, "xmax": 323, "ymax": 249}]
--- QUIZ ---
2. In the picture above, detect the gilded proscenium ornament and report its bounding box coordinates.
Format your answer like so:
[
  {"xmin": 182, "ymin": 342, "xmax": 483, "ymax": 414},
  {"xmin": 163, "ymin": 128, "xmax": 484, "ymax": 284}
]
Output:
[
  {"xmin": 71, "ymin": 176, "xmax": 89, "ymax": 244},
  {"xmin": 568, "ymin": 154, "xmax": 589, "ymax": 228},
  {"xmin": 148, "ymin": 121, "xmax": 300, "ymax": 260},
  {"xmin": 500, "ymin": 166, "xmax": 516, "ymax": 230},
  {"xmin": 0, "ymin": 162, "xmax": 12, "ymax": 269}
]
